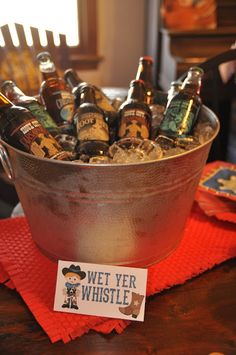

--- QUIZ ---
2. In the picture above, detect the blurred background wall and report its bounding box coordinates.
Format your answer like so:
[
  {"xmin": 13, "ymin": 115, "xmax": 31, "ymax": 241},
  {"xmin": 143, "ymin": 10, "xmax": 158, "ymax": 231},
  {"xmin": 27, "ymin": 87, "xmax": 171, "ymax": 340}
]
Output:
[{"xmin": 80, "ymin": 0, "xmax": 146, "ymax": 87}]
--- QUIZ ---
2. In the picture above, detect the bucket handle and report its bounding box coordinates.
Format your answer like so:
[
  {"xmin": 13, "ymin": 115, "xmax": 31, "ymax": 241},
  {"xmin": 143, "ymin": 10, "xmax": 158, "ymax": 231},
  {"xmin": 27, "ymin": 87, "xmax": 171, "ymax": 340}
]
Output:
[{"xmin": 0, "ymin": 143, "xmax": 14, "ymax": 181}]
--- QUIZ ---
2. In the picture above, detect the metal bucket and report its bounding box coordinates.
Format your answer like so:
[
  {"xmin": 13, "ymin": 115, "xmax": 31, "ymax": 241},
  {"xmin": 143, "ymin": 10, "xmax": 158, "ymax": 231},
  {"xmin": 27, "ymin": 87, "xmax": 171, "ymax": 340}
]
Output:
[{"xmin": 0, "ymin": 106, "xmax": 219, "ymax": 267}]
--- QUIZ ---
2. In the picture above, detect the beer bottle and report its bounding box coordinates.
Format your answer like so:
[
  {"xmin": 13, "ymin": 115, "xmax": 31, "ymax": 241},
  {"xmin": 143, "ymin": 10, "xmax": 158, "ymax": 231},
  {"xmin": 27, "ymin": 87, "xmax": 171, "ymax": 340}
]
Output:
[
  {"xmin": 118, "ymin": 79, "xmax": 152, "ymax": 140},
  {"xmin": 135, "ymin": 56, "xmax": 167, "ymax": 140},
  {"xmin": 73, "ymin": 84, "xmax": 110, "ymax": 158},
  {"xmin": 1, "ymin": 80, "xmax": 59, "ymax": 136},
  {"xmin": 36, "ymin": 52, "xmax": 74, "ymax": 134},
  {"xmin": 64, "ymin": 68, "xmax": 118, "ymax": 144},
  {"xmin": 135, "ymin": 56, "xmax": 155, "ymax": 105},
  {"xmin": 64, "ymin": 68, "xmax": 116, "ymax": 113},
  {"xmin": 0, "ymin": 92, "xmax": 69, "ymax": 160},
  {"xmin": 159, "ymin": 67, "xmax": 204, "ymax": 139},
  {"xmin": 166, "ymin": 80, "xmax": 182, "ymax": 107}
]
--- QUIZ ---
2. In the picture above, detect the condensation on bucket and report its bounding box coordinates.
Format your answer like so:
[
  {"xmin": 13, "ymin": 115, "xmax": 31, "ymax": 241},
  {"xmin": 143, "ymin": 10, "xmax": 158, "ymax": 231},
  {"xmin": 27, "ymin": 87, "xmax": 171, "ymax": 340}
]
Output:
[{"xmin": 0, "ymin": 106, "xmax": 220, "ymax": 267}]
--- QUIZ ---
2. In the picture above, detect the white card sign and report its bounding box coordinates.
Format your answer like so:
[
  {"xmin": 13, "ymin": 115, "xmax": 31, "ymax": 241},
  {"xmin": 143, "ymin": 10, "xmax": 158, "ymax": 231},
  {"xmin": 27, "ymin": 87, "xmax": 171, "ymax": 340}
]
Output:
[{"xmin": 54, "ymin": 260, "xmax": 148, "ymax": 321}]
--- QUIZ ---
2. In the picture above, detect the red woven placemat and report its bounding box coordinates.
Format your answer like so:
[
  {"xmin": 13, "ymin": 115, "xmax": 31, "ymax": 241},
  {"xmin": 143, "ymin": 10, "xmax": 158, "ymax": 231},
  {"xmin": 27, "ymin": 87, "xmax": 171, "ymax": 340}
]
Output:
[{"xmin": 0, "ymin": 202, "xmax": 235, "ymax": 343}]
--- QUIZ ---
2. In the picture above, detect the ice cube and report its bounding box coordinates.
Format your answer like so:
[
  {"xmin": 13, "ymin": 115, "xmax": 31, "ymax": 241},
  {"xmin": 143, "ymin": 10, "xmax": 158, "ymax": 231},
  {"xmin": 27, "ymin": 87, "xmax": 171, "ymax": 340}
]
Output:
[
  {"xmin": 89, "ymin": 156, "xmax": 111, "ymax": 164},
  {"xmin": 109, "ymin": 138, "xmax": 163, "ymax": 163},
  {"xmin": 193, "ymin": 122, "xmax": 214, "ymax": 144},
  {"xmin": 55, "ymin": 134, "xmax": 77, "ymax": 152}
]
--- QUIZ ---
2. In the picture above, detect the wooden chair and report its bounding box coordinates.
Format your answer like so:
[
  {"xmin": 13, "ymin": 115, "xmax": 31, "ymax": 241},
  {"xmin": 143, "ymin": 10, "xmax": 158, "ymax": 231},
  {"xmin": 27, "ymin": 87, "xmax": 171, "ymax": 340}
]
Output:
[
  {"xmin": 0, "ymin": 23, "xmax": 72, "ymax": 216},
  {"xmin": 0, "ymin": 23, "xmax": 71, "ymax": 96}
]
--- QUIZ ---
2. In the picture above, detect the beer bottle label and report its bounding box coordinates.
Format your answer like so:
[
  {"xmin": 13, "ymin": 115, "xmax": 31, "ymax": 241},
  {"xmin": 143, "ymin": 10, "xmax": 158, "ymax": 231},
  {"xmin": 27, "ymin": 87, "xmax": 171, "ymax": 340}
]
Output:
[
  {"xmin": 54, "ymin": 90, "xmax": 74, "ymax": 123},
  {"xmin": 76, "ymin": 112, "xmax": 109, "ymax": 142},
  {"xmin": 118, "ymin": 109, "xmax": 150, "ymax": 139},
  {"xmin": 95, "ymin": 89, "xmax": 116, "ymax": 112},
  {"xmin": 10, "ymin": 118, "xmax": 64, "ymax": 159},
  {"xmin": 26, "ymin": 101, "xmax": 59, "ymax": 132},
  {"xmin": 160, "ymin": 99, "xmax": 200, "ymax": 138}
]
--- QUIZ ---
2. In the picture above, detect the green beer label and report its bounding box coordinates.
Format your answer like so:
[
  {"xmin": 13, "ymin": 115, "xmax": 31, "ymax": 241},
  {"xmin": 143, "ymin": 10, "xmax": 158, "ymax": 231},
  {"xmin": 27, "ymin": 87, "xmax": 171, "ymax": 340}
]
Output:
[
  {"xmin": 27, "ymin": 101, "xmax": 59, "ymax": 132},
  {"xmin": 160, "ymin": 99, "xmax": 200, "ymax": 138}
]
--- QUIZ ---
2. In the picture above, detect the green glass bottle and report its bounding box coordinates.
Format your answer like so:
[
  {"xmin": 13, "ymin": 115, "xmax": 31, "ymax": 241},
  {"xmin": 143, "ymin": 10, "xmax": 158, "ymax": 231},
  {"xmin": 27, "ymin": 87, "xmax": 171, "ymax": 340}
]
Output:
[
  {"xmin": 159, "ymin": 67, "xmax": 204, "ymax": 139},
  {"xmin": 1, "ymin": 80, "xmax": 59, "ymax": 136}
]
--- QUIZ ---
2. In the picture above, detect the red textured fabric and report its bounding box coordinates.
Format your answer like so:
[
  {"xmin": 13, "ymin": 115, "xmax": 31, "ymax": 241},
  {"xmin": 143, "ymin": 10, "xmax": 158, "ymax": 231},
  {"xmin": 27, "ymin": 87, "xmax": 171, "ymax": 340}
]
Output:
[
  {"xmin": 0, "ymin": 203, "xmax": 236, "ymax": 343},
  {"xmin": 196, "ymin": 190, "xmax": 236, "ymax": 223}
]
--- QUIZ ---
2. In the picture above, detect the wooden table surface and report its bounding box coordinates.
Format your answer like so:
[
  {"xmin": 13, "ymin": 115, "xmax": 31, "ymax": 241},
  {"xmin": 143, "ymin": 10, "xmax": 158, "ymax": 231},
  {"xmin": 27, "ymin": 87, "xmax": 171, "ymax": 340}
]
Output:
[{"xmin": 0, "ymin": 258, "xmax": 235, "ymax": 355}]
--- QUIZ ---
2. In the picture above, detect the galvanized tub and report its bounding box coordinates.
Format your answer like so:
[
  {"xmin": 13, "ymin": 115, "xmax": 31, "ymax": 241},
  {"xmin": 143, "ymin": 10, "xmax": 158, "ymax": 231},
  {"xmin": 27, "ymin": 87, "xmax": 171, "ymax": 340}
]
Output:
[{"xmin": 0, "ymin": 106, "xmax": 219, "ymax": 267}]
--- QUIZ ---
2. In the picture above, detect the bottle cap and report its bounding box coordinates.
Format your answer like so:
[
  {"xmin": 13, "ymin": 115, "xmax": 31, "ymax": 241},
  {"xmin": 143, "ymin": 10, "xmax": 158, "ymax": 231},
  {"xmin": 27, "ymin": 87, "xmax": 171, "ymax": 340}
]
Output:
[
  {"xmin": 189, "ymin": 66, "xmax": 204, "ymax": 76},
  {"xmin": 36, "ymin": 51, "xmax": 51, "ymax": 62},
  {"xmin": 139, "ymin": 56, "xmax": 153, "ymax": 64},
  {"xmin": 36, "ymin": 52, "xmax": 55, "ymax": 73},
  {"xmin": 129, "ymin": 79, "xmax": 145, "ymax": 87},
  {"xmin": 1, "ymin": 80, "xmax": 15, "ymax": 90},
  {"xmin": 79, "ymin": 84, "xmax": 95, "ymax": 94},
  {"xmin": 64, "ymin": 68, "xmax": 78, "ymax": 81},
  {"xmin": 170, "ymin": 80, "xmax": 182, "ymax": 87}
]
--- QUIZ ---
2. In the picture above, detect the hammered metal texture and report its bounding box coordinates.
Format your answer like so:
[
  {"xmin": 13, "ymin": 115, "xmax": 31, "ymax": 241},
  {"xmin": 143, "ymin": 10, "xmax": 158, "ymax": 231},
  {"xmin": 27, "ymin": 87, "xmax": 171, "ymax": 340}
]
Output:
[{"xmin": 0, "ymin": 106, "xmax": 220, "ymax": 266}]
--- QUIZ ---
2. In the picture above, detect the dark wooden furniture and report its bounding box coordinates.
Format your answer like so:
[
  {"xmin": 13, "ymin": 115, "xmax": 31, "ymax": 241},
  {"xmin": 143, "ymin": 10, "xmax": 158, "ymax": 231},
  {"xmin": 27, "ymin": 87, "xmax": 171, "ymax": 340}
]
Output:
[
  {"xmin": 158, "ymin": 0, "xmax": 236, "ymax": 89},
  {"xmin": 159, "ymin": 27, "xmax": 236, "ymax": 91},
  {"xmin": 0, "ymin": 258, "xmax": 235, "ymax": 354},
  {"xmin": 156, "ymin": 0, "xmax": 236, "ymax": 162}
]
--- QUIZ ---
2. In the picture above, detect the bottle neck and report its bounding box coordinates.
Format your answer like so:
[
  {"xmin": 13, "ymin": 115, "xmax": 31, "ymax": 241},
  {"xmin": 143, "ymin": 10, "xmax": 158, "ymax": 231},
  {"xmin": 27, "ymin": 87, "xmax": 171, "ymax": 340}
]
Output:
[
  {"xmin": 64, "ymin": 69, "xmax": 83, "ymax": 90},
  {"xmin": 80, "ymin": 86, "xmax": 97, "ymax": 105},
  {"xmin": 181, "ymin": 69, "xmax": 203, "ymax": 95},
  {"xmin": 41, "ymin": 70, "xmax": 59, "ymax": 81},
  {"xmin": 37, "ymin": 53, "xmax": 59, "ymax": 80},
  {"xmin": 136, "ymin": 60, "xmax": 153, "ymax": 89},
  {"xmin": 127, "ymin": 80, "xmax": 146, "ymax": 103},
  {"xmin": 1, "ymin": 82, "xmax": 30, "ymax": 103}
]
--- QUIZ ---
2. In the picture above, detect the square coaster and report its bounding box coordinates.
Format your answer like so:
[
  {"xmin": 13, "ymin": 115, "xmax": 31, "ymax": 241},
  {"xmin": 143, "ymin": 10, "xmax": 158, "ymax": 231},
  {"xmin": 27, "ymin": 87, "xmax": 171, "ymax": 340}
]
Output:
[{"xmin": 199, "ymin": 165, "xmax": 236, "ymax": 201}]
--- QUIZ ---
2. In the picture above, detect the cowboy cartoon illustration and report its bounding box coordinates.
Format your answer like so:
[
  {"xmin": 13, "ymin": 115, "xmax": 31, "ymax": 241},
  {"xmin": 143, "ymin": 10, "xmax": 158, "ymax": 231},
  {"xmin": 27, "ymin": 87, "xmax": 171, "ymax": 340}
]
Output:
[{"xmin": 61, "ymin": 264, "xmax": 86, "ymax": 310}]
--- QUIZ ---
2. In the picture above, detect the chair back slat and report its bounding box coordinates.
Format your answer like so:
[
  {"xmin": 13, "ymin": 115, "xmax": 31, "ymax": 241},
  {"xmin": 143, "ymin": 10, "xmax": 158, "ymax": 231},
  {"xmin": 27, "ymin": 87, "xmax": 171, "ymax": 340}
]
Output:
[
  {"xmin": 58, "ymin": 33, "xmax": 70, "ymax": 71},
  {"xmin": 15, "ymin": 23, "xmax": 28, "ymax": 48},
  {"xmin": 1, "ymin": 24, "xmax": 15, "ymax": 49},
  {"xmin": 30, "ymin": 25, "xmax": 42, "ymax": 49},
  {"xmin": 0, "ymin": 23, "xmax": 71, "ymax": 95}
]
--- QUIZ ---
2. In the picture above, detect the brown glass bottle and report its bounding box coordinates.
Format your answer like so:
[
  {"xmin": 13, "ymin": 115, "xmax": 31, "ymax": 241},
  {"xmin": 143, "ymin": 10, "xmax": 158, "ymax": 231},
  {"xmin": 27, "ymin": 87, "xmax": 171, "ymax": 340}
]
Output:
[
  {"xmin": 135, "ymin": 56, "xmax": 155, "ymax": 105},
  {"xmin": 0, "ymin": 92, "xmax": 69, "ymax": 160},
  {"xmin": 1, "ymin": 80, "xmax": 59, "ymax": 136},
  {"xmin": 37, "ymin": 52, "xmax": 74, "ymax": 134},
  {"xmin": 73, "ymin": 85, "xmax": 110, "ymax": 158},
  {"xmin": 136, "ymin": 56, "xmax": 167, "ymax": 103},
  {"xmin": 118, "ymin": 80, "xmax": 152, "ymax": 140},
  {"xmin": 64, "ymin": 68, "xmax": 116, "ymax": 112},
  {"xmin": 159, "ymin": 67, "xmax": 204, "ymax": 139},
  {"xmin": 64, "ymin": 68, "xmax": 118, "ymax": 144},
  {"xmin": 136, "ymin": 56, "xmax": 167, "ymax": 140}
]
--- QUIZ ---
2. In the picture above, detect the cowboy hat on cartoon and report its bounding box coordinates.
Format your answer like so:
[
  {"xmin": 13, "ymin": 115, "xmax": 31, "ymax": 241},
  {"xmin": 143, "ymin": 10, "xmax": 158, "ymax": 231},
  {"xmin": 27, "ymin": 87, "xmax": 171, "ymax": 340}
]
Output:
[{"xmin": 61, "ymin": 264, "xmax": 86, "ymax": 310}]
